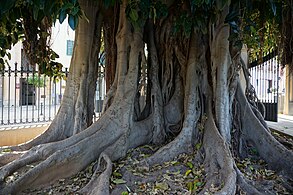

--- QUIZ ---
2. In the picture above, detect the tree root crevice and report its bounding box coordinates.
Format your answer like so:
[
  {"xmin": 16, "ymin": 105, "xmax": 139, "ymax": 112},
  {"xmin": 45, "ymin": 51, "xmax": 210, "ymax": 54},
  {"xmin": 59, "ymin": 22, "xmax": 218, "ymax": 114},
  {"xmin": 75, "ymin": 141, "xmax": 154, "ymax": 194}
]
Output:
[{"xmin": 79, "ymin": 153, "xmax": 113, "ymax": 195}]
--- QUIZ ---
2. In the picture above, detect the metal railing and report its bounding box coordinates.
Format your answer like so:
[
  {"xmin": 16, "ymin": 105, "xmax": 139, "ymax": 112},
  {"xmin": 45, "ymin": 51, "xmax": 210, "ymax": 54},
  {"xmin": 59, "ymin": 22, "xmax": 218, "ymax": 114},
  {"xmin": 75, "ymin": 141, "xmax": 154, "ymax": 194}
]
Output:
[
  {"xmin": 249, "ymin": 50, "xmax": 279, "ymax": 122},
  {"xmin": 0, "ymin": 63, "xmax": 105, "ymax": 125}
]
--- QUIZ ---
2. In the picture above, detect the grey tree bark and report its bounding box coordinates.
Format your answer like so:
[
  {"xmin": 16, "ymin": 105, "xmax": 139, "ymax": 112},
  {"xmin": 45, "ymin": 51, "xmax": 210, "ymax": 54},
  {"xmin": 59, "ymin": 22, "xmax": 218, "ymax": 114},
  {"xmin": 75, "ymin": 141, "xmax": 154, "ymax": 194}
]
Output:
[{"xmin": 0, "ymin": 0, "xmax": 292, "ymax": 194}]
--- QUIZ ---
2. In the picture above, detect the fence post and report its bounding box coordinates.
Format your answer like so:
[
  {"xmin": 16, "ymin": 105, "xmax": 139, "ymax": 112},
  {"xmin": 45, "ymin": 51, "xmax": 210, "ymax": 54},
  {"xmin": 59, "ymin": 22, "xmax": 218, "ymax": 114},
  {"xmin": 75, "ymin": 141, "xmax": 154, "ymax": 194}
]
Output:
[
  {"xmin": 8, "ymin": 65, "xmax": 11, "ymax": 124},
  {"xmin": 1, "ymin": 68, "xmax": 4, "ymax": 125},
  {"xmin": 40, "ymin": 103, "xmax": 43, "ymax": 115},
  {"xmin": 14, "ymin": 62, "xmax": 17, "ymax": 123}
]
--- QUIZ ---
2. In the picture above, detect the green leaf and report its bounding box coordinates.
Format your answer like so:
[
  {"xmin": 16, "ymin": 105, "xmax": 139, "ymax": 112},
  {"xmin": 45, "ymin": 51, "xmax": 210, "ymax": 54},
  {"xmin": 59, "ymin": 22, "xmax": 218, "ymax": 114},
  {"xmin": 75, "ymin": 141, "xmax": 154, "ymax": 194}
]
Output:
[
  {"xmin": 112, "ymin": 179, "xmax": 127, "ymax": 184},
  {"xmin": 113, "ymin": 172, "xmax": 122, "ymax": 178},
  {"xmin": 1, "ymin": 148, "xmax": 12, "ymax": 153},
  {"xmin": 185, "ymin": 169, "xmax": 192, "ymax": 176},
  {"xmin": 68, "ymin": 14, "xmax": 78, "ymax": 30},
  {"xmin": 170, "ymin": 161, "xmax": 179, "ymax": 165},
  {"xmin": 71, "ymin": 7, "xmax": 79, "ymax": 16},
  {"xmin": 7, "ymin": 52, "xmax": 11, "ymax": 60},
  {"xmin": 195, "ymin": 181, "xmax": 203, "ymax": 187},
  {"xmin": 62, "ymin": 2, "xmax": 74, "ymax": 10},
  {"xmin": 187, "ymin": 182, "xmax": 193, "ymax": 191},
  {"xmin": 186, "ymin": 162, "xmax": 193, "ymax": 169},
  {"xmin": 155, "ymin": 182, "xmax": 169, "ymax": 191},
  {"xmin": 59, "ymin": 10, "xmax": 67, "ymax": 24},
  {"xmin": 129, "ymin": 9, "xmax": 138, "ymax": 22},
  {"xmin": 0, "ymin": 50, "xmax": 5, "ymax": 57},
  {"xmin": 195, "ymin": 143, "xmax": 202, "ymax": 150},
  {"xmin": 172, "ymin": 170, "xmax": 181, "ymax": 175}
]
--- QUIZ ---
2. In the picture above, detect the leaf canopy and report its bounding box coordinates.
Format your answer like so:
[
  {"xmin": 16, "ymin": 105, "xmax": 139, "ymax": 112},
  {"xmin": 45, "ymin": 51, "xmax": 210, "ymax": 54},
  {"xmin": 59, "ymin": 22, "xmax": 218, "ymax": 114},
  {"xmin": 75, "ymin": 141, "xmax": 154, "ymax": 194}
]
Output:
[{"xmin": 0, "ymin": 0, "xmax": 290, "ymax": 72}]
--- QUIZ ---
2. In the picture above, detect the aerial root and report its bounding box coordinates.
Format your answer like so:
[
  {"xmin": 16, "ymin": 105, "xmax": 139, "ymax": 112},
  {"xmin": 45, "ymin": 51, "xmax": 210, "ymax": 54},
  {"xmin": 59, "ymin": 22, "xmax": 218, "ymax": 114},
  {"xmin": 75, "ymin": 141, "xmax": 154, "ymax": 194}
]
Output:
[
  {"xmin": 200, "ymin": 102, "xmax": 237, "ymax": 195},
  {"xmin": 78, "ymin": 153, "xmax": 112, "ymax": 195}
]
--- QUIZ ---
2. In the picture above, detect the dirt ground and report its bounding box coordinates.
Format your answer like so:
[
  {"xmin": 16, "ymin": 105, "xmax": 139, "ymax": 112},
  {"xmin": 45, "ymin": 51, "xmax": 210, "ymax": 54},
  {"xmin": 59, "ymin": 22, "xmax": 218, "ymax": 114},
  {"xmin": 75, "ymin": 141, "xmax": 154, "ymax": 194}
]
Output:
[{"xmin": 6, "ymin": 130, "xmax": 291, "ymax": 194}]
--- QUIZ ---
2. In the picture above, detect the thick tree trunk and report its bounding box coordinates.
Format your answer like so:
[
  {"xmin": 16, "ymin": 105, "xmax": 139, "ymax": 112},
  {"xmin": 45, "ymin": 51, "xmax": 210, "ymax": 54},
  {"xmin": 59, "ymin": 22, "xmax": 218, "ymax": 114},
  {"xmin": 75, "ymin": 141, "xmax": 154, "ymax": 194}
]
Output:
[{"xmin": 210, "ymin": 5, "xmax": 232, "ymax": 143}]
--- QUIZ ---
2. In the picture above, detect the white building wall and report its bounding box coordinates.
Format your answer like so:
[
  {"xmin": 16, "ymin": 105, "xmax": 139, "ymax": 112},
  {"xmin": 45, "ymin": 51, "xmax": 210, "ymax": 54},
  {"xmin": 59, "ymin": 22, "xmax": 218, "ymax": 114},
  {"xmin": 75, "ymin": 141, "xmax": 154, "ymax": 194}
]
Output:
[{"xmin": 50, "ymin": 21, "xmax": 75, "ymax": 68}]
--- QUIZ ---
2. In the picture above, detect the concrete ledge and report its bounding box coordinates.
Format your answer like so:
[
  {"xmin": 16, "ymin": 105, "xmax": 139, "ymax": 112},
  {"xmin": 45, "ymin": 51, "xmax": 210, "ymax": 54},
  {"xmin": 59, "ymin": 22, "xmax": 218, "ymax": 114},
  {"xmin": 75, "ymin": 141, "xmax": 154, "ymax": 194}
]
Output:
[{"xmin": 0, "ymin": 125, "xmax": 48, "ymax": 146}]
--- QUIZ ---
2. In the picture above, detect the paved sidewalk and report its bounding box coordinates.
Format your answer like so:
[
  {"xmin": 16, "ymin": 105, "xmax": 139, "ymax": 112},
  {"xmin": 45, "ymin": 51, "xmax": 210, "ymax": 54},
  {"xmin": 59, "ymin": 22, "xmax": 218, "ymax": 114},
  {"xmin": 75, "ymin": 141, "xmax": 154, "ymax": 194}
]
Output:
[
  {"xmin": 266, "ymin": 114, "xmax": 293, "ymax": 137},
  {"xmin": 0, "ymin": 114, "xmax": 292, "ymax": 139},
  {"xmin": 0, "ymin": 122, "xmax": 50, "ymax": 131}
]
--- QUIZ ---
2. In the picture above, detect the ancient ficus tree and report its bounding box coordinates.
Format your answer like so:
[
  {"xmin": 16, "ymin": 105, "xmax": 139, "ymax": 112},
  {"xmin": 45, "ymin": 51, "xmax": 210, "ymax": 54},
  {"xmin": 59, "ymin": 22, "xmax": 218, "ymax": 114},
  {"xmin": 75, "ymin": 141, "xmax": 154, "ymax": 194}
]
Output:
[{"xmin": 0, "ymin": 0, "xmax": 292, "ymax": 194}]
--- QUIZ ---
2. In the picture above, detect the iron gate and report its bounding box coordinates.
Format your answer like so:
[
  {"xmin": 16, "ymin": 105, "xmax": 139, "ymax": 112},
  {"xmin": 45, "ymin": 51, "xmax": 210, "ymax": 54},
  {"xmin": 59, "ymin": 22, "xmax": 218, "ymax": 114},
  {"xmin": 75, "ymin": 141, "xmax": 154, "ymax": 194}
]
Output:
[
  {"xmin": 249, "ymin": 50, "xmax": 279, "ymax": 122},
  {"xmin": 0, "ymin": 63, "xmax": 105, "ymax": 125}
]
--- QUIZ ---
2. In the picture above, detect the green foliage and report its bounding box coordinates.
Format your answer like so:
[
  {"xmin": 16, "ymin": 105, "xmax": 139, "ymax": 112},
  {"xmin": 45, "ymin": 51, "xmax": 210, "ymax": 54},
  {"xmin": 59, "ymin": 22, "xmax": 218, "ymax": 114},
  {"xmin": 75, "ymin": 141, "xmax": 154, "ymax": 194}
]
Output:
[
  {"xmin": 184, "ymin": 163, "xmax": 205, "ymax": 193},
  {"xmin": 221, "ymin": 0, "xmax": 282, "ymax": 59},
  {"xmin": 173, "ymin": 0, "xmax": 228, "ymax": 36},
  {"xmin": 111, "ymin": 178, "xmax": 127, "ymax": 184},
  {"xmin": 0, "ymin": 0, "xmax": 84, "ymax": 76},
  {"xmin": 173, "ymin": 12, "xmax": 193, "ymax": 37},
  {"xmin": 27, "ymin": 75, "xmax": 45, "ymax": 87},
  {"xmin": 170, "ymin": 0, "xmax": 282, "ymax": 56},
  {"xmin": 0, "ymin": 0, "xmax": 286, "ymax": 77},
  {"xmin": 239, "ymin": 0, "xmax": 281, "ymax": 60},
  {"xmin": 58, "ymin": 0, "xmax": 87, "ymax": 30},
  {"xmin": 126, "ymin": 0, "xmax": 168, "ymax": 28}
]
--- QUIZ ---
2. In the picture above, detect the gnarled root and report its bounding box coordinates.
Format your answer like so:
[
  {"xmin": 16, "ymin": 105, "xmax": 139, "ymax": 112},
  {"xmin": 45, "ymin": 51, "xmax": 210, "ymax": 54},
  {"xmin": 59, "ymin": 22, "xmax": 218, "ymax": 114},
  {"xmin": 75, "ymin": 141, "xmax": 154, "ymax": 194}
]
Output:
[
  {"xmin": 0, "ymin": 118, "xmax": 127, "ymax": 194},
  {"xmin": 78, "ymin": 153, "xmax": 112, "ymax": 195},
  {"xmin": 0, "ymin": 113, "xmax": 111, "ymax": 167},
  {"xmin": 143, "ymin": 88, "xmax": 200, "ymax": 166},
  {"xmin": 0, "ymin": 106, "xmax": 153, "ymax": 194},
  {"xmin": 200, "ymin": 102, "xmax": 236, "ymax": 195},
  {"xmin": 235, "ymin": 168, "xmax": 267, "ymax": 195},
  {"xmin": 236, "ymin": 83, "xmax": 293, "ymax": 177},
  {"xmin": 143, "ymin": 128, "xmax": 194, "ymax": 167}
]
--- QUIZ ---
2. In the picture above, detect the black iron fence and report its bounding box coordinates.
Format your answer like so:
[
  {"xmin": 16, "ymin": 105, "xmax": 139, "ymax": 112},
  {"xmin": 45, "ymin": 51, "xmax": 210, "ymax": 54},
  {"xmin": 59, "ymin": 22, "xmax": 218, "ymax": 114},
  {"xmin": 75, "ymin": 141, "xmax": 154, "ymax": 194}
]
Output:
[
  {"xmin": 0, "ymin": 63, "xmax": 105, "ymax": 125},
  {"xmin": 249, "ymin": 50, "xmax": 279, "ymax": 122}
]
